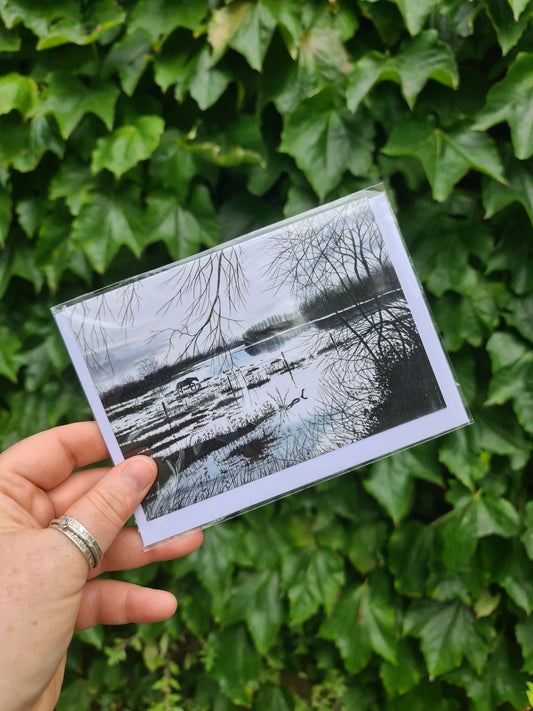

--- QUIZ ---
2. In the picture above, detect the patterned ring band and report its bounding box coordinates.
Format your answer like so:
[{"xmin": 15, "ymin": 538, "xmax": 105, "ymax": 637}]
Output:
[{"xmin": 49, "ymin": 515, "xmax": 103, "ymax": 569}]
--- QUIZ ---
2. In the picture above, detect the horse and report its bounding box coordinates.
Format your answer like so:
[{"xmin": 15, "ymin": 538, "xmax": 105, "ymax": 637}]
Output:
[{"xmin": 176, "ymin": 376, "xmax": 200, "ymax": 395}]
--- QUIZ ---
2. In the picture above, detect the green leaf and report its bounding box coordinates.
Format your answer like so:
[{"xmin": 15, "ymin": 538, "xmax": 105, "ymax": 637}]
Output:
[
  {"xmin": 207, "ymin": 625, "xmax": 261, "ymax": 706},
  {"xmin": 432, "ymin": 279, "xmax": 501, "ymax": 351},
  {"xmin": 282, "ymin": 546, "xmax": 345, "ymax": 624},
  {"xmin": 486, "ymin": 331, "xmax": 533, "ymax": 434},
  {"xmin": 504, "ymin": 293, "xmax": 533, "ymax": 344},
  {"xmin": 0, "ymin": 23, "xmax": 21, "ymax": 51},
  {"xmin": 446, "ymin": 636, "xmax": 528, "ymax": 711},
  {"xmin": 225, "ymin": 1, "xmax": 277, "ymax": 72},
  {"xmin": 149, "ymin": 132, "xmax": 197, "ymax": 200},
  {"xmin": 0, "ymin": 72, "xmax": 38, "ymax": 117},
  {"xmin": 187, "ymin": 45, "xmax": 232, "ymax": 110},
  {"xmin": 404, "ymin": 599, "xmax": 487, "ymax": 675},
  {"xmin": 435, "ymin": 489, "xmax": 520, "ymax": 571},
  {"xmin": 483, "ymin": 0, "xmax": 532, "ymax": 55},
  {"xmin": 0, "ymin": 114, "xmax": 64, "ymax": 172},
  {"xmin": 0, "ymin": 241, "xmax": 43, "ymax": 298},
  {"xmin": 91, "ymin": 115, "xmax": 165, "ymax": 178},
  {"xmin": 522, "ymin": 501, "xmax": 533, "ymax": 562},
  {"xmin": 38, "ymin": 72, "xmax": 119, "ymax": 139},
  {"xmin": 280, "ymin": 87, "xmax": 374, "ymax": 200},
  {"xmin": 103, "ymin": 29, "xmax": 152, "ymax": 96},
  {"xmin": 388, "ymin": 521, "xmax": 435, "ymax": 597},
  {"xmin": 34, "ymin": 0, "xmax": 125, "ymax": 49},
  {"xmin": 383, "ymin": 116, "xmax": 507, "ymax": 201},
  {"xmin": 345, "ymin": 520, "xmax": 388, "ymax": 575},
  {"xmin": 320, "ymin": 575, "xmax": 398, "ymax": 673},
  {"xmin": 387, "ymin": 0, "xmax": 441, "ymax": 34},
  {"xmin": 474, "ymin": 53, "xmax": 533, "ymax": 160},
  {"xmin": 0, "ymin": 187, "xmax": 11, "ymax": 245},
  {"xmin": 0, "ymin": 325, "xmax": 22, "ymax": 381},
  {"xmin": 70, "ymin": 188, "xmax": 144, "ymax": 272},
  {"xmin": 218, "ymin": 569, "xmax": 284, "ymax": 653},
  {"xmin": 505, "ymin": 0, "xmax": 530, "ymax": 18},
  {"xmin": 49, "ymin": 157, "xmax": 95, "ymax": 215},
  {"xmin": 145, "ymin": 190, "xmax": 215, "ymax": 261},
  {"xmin": 516, "ymin": 616, "xmax": 533, "ymax": 671},
  {"xmin": 255, "ymin": 685, "xmax": 293, "ymax": 711},
  {"xmin": 380, "ymin": 638, "xmax": 424, "ymax": 696},
  {"xmin": 128, "ymin": 0, "xmax": 209, "ymax": 45},
  {"xmin": 207, "ymin": 0, "xmax": 277, "ymax": 70},
  {"xmin": 481, "ymin": 537, "xmax": 533, "ymax": 612},
  {"xmin": 16, "ymin": 197, "xmax": 46, "ymax": 238},
  {"xmin": 482, "ymin": 153, "xmax": 533, "ymax": 223},
  {"xmin": 347, "ymin": 31, "xmax": 458, "ymax": 112},
  {"xmin": 364, "ymin": 446, "xmax": 440, "ymax": 523}
]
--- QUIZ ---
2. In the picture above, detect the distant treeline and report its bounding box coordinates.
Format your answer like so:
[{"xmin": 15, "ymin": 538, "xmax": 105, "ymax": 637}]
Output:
[
  {"xmin": 101, "ymin": 264, "xmax": 402, "ymax": 408},
  {"xmin": 301, "ymin": 263, "xmax": 402, "ymax": 322}
]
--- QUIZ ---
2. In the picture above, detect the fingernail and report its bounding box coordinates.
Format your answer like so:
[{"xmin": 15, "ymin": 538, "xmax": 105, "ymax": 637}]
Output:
[{"xmin": 122, "ymin": 457, "xmax": 156, "ymax": 491}]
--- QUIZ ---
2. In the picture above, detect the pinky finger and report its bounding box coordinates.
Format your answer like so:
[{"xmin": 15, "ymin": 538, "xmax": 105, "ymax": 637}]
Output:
[{"xmin": 75, "ymin": 579, "xmax": 177, "ymax": 630}]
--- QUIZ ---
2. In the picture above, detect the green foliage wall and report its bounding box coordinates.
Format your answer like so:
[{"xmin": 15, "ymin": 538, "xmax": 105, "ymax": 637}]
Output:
[{"xmin": 1, "ymin": 0, "xmax": 532, "ymax": 709}]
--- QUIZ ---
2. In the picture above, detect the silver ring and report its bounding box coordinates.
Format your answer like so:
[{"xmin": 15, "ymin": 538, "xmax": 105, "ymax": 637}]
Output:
[{"xmin": 49, "ymin": 515, "xmax": 103, "ymax": 569}]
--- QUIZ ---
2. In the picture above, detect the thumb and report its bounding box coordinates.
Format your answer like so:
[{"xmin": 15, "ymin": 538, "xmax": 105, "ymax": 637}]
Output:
[{"xmin": 62, "ymin": 456, "xmax": 157, "ymax": 561}]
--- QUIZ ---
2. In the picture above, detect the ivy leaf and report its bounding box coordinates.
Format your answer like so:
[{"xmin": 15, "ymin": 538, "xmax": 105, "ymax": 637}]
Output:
[
  {"xmin": 383, "ymin": 116, "xmax": 506, "ymax": 201},
  {"xmin": 187, "ymin": 45, "xmax": 232, "ymax": 110},
  {"xmin": 347, "ymin": 31, "xmax": 458, "ymax": 112},
  {"xmin": 404, "ymin": 599, "xmax": 487, "ymax": 675},
  {"xmin": 207, "ymin": 0, "xmax": 277, "ymax": 71},
  {"xmin": 70, "ymin": 188, "xmax": 144, "ymax": 272},
  {"xmin": 388, "ymin": 521, "xmax": 435, "ymax": 597},
  {"xmin": 482, "ymin": 152, "xmax": 533, "ymax": 223},
  {"xmin": 387, "ymin": 0, "xmax": 441, "ymax": 34},
  {"xmin": 445, "ymin": 637, "xmax": 527, "ymax": 711},
  {"xmin": 149, "ymin": 131, "xmax": 197, "ymax": 200},
  {"xmin": 486, "ymin": 332, "xmax": 533, "ymax": 434},
  {"xmin": 91, "ymin": 115, "xmax": 165, "ymax": 178},
  {"xmin": 504, "ymin": 0, "xmax": 530, "ymax": 18},
  {"xmin": 49, "ymin": 156, "xmax": 95, "ymax": 215},
  {"xmin": 516, "ymin": 616, "xmax": 533, "ymax": 672},
  {"xmin": 0, "ymin": 241, "xmax": 43, "ymax": 298},
  {"xmin": 103, "ymin": 30, "xmax": 152, "ymax": 96},
  {"xmin": 435, "ymin": 489, "xmax": 520, "ymax": 571},
  {"xmin": 255, "ymin": 685, "xmax": 293, "ymax": 711},
  {"xmin": 39, "ymin": 71, "xmax": 119, "ymax": 139},
  {"xmin": 36, "ymin": 0, "xmax": 125, "ymax": 50},
  {"xmin": 482, "ymin": 0, "xmax": 531, "ymax": 55},
  {"xmin": 225, "ymin": 0, "xmax": 277, "ymax": 72},
  {"xmin": 282, "ymin": 546, "xmax": 345, "ymax": 624},
  {"xmin": 16, "ymin": 196, "xmax": 46, "ymax": 238},
  {"xmin": 0, "ymin": 24, "xmax": 21, "ymax": 52},
  {"xmin": 218, "ymin": 569, "xmax": 284, "ymax": 653},
  {"xmin": 320, "ymin": 576, "xmax": 398, "ymax": 673},
  {"xmin": 380, "ymin": 638, "xmax": 424, "ymax": 696},
  {"xmin": 432, "ymin": 279, "xmax": 501, "ymax": 351},
  {"xmin": 207, "ymin": 625, "xmax": 261, "ymax": 707},
  {"xmin": 128, "ymin": 0, "xmax": 209, "ymax": 46},
  {"xmin": 0, "ymin": 187, "xmax": 11, "ymax": 246},
  {"xmin": 0, "ymin": 325, "xmax": 22, "ymax": 381},
  {"xmin": 0, "ymin": 72, "xmax": 38, "ymax": 117},
  {"xmin": 144, "ymin": 189, "xmax": 217, "ymax": 261},
  {"xmin": 474, "ymin": 52, "xmax": 533, "ymax": 160},
  {"xmin": 364, "ymin": 446, "xmax": 440, "ymax": 523},
  {"xmin": 0, "ymin": 114, "xmax": 64, "ymax": 172},
  {"xmin": 280, "ymin": 87, "xmax": 374, "ymax": 200},
  {"xmin": 482, "ymin": 538, "xmax": 533, "ymax": 612}
]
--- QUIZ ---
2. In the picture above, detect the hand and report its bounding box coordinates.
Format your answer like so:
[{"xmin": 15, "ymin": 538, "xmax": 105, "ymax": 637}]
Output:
[{"xmin": 0, "ymin": 422, "xmax": 203, "ymax": 711}]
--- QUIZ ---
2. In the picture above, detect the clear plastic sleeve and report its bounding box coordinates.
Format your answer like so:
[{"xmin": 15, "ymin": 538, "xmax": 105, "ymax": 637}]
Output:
[{"xmin": 52, "ymin": 184, "xmax": 471, "ymax": 549}]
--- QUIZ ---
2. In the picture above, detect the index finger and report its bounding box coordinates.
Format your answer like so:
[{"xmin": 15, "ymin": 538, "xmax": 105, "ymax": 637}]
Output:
[{"xmin": 0, "ymin": 422, "xmax": 110, "ymax": 491}]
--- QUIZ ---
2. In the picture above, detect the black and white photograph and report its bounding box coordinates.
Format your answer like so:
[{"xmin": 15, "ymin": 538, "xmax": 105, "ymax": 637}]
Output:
[{"xmin": 53, "ymin": 188, "xmax": 470, "ymax": 546}]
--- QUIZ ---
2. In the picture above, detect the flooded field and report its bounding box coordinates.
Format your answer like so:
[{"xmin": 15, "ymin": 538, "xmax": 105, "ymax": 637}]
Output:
[{"xmin": 104, "ymin": 294, "xmax": 443, "ymax": 520}]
